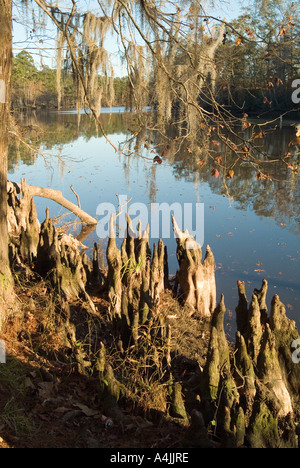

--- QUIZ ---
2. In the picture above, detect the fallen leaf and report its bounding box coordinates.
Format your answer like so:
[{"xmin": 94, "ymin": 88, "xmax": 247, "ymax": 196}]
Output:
[
  {"xmin": 38, "ymin": 381, "xmax": 54, "ymax": 399},
  {"xmin": 289, "ymin": 137, "xmax": 300, "ymax": 146},
  {"xmin": 54, "ymin": 407, "xmax": 72, "ymax": 413},
  {"xmin": 274, "ymin": 77, "xmax": 283, "ymax": 86},
  {"xmin": 74, "ymin": 403, "xmax": 100, "ymax": 417},
  {"xmin": 256, "ymin": 171, "xmax": 271, "ymax": 180},
  {"xmin": 252, "ymin": 131, "xmax": 265, "ymax": 139},
  {"xmin": 153, "ymin": 155, "xmax": 162, "ymax": 164},
  {"xmin": 211, "ymin": 168, "xmax": 220, "ymax": 178},
  {"xmin": 39, "ymin": 414, "xmax": 51, "ymax": 422},
  {"xmin": 243, "ymin": 121, "xmax": 251, "ymax": 129},
  {"xmin": 278, "ymin": 27, "xmax": 286, "ymax": 36},
  {"xmin": 245, "ymin": 28, "xmax": 255, "ymax": 39},
  {"xmin": 263, "ymin": 97, "xmax": 272, "ymax": 106},
  {"xmin": 236, "ymin": 36, "xmax": 244, "ymax": 46},
  {"xmin": 24, "ymin": 377, "xmax": 35, "ymax": 389},
  {"xmin": 226, "ymin": 169, "xmax": 234, "ymax": 179},
  {"xmin": 197, "ymin": 159, "xmax": 205, "ymax": 166},
  {"xmin": 241, "ymin": 145, "xmax": 250, "ymax": 159}
]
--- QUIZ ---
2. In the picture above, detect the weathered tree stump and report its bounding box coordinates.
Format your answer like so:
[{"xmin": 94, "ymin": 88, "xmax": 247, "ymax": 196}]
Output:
[
  {"xmin": 8, "ymin": 179, "xmax": 40, "ymax": 262},
  {"xmin": 106, "ymin": 213, "xmax": 168, "ymax": 350},
  {"xmin": 269, "ymin": 294, "xmax": 300, "ymax": 396},
  {"xmin": 169, "ymin": 377, "xmax": 188, "ymax": 422},
  {"xmin": 171, "ymin": 215, "xmax": 216, "ymax": 316},
  {"xmin": 106, "ymin": 215, "xmax": 123, "ymax": 319},
  {"xmin": 34, "ymin": 208, "xmax": 99, "ymax": 310},
  {"xmin": 7, "ymin": 180, "xmax": 96, "ymax": 307},
  {"xmin": 198, "ymin": 279, "xmax": 300, "ymax": 448}
]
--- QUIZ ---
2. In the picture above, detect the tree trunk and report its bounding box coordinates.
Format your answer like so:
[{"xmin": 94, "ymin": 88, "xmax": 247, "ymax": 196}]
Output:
[{"xmin": 0, "ymin": 0, "xmax": 14, "ymax": 328}]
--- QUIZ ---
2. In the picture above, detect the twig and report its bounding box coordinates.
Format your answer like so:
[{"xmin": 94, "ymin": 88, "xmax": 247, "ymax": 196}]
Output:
[{"xmin": 70, "ymin": 184, "xmax": 81, "ymax": 209}]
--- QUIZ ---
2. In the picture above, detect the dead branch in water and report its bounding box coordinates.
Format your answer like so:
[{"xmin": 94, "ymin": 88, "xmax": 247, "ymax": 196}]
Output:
[{"xmin": 8, "ymin": 179, "xmax": 97, "ymax": 226}]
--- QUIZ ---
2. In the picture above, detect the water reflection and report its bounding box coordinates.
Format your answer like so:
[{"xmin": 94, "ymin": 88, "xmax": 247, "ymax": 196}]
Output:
[{"xmin": 9, "ymin": 109, "xmax": 300, "ymax": 331}]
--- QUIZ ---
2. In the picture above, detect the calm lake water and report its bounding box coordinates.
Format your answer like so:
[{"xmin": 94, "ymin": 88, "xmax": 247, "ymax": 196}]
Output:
[{"xmin": 9, "ymin": 107, "xmax": 300, "ymax": 337}]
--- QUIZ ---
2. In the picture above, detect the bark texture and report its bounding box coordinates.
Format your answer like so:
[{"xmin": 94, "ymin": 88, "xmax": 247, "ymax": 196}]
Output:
[
  {"xmin": 0, "ymin": 0, "xmax": 14, "ymax": 328},
  {"xmin": 8, "ymin": 181, "xmax": 96, "ymax": 308},
  {"xmin": 172, "ymin": 215, "xmax": 216, "ymax": 316},
  {"xmin": 197, "ymin": 280, "xmax": 300, "ymax": 448}
]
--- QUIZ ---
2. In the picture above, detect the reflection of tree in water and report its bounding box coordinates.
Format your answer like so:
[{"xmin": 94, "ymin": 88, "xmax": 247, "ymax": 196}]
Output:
[
  {"xmin": 169, "ymin": 123, "xmax": 300, "ymax": 234},
  {"xmin": 8, "ymin": 109, "xmax": 137, "ymax": 171},
  {"xmin": 9, "ymin": 110, "xmax": 300, "ymax": 235}
]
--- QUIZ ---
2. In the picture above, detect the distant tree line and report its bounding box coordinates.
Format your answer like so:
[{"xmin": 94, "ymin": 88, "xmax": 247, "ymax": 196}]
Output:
[
  {"xmin": 11, "ymin": 0, "xmax": 300, "ymax": 117},
  {"xmin": 215, "ymin": 0, "xmax": 300, "ymax": 115},
  {"xmin": 11, "ymin": 50, "xmax": 130, "ymax": 109}
]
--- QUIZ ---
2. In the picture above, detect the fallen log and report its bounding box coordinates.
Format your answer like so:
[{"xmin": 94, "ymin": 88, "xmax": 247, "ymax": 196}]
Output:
[{"xmin": 8, "ymin": 179, "xmax": 97, "ymax": 226}]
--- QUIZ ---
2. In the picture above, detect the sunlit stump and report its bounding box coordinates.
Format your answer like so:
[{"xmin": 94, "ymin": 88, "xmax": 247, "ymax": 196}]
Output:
[
  {"xmin": 106, "ymin": 214, "xmax": 169, "ymax": 353},
  {"xmin": 36, "ymin": 208, "xmax": 91, "ymax": 304},
  {"xmin": 7, "ymin": 179, "xmax": 98, "ymax": 309},
  {"xmin": 269, "ymin": 294, "xmax": 300, "ymax": 396},
  {"xmin": 7, "ymin": 179, "xmax": 40, "ymax": 263},
  {"xmin": 201, "ymin": 295, "xmax": 231, "ymax": 402},
  {"xmin": 256, "ymin": 323, "xmax": 293, "ymax": 417},
  {"xmin": 197, "ymin": 283, "xmax": 300, "ymax": 448},
  {"xmin": 106, "ymin": 215, "xmax": 123, "ymax": 319},
  {"xmin": 171, "ymin": 215, "xmax": 216, "ymax": 316}
]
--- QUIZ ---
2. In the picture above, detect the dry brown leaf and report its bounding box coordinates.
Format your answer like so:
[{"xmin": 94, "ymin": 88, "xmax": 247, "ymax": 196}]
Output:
[{"xmin": 236, "ymin": 36, "xmax": 243, "ymax": 46}]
